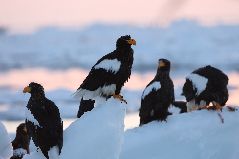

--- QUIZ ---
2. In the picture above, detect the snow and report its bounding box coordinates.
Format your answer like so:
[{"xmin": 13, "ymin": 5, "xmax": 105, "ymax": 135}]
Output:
[
  {"xmin": 120, "ymin": 109, "xmax": 239, "ymax": 159},
  {"xmin": 142, "ymin": 82, "xmax": 161, "ymax": 99},
  {"xmin": 0, "ymin": 122, "xmax": 12, "ymax": 159},
  {"xmin": 94, "ymin": 59, "xmax": 121, "ymax": 74},
  {"xmin": 187, "ymin": 73, "xmax": 208, "ymax": 95},
  {"xmin": 24, "ymin": 98, "xmax": 126, "ymax": 159},
  {"xmin": 23, "ymin": 151, "xmax": 45, "ymax": 159},
  {"xmin": 25, "ymin": 107, "xmax": 41, "ymax": 127}
]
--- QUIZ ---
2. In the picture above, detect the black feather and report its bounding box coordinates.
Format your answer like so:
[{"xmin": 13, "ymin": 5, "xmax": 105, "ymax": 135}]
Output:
[
  {"xmin": 10, "ymin": 123, "xmax": 30, "ymax": 159},
  {"xmin": 76, "ymin": 35, "xmax": 134, "ymax": 117},
  {"xmin": 182, "ymin": 65, "xmax": 229, "ymax": 107},
  {"xmin": 25, "ymin": 82, "xmax": 63, "ymax": 159},
  {"xmin": 77, "ymin": 98, "xmax": 95, "ymax": 118},
  {"xmin": 139, "ymin": 59, "xmax": 174, "ymax": 125}
]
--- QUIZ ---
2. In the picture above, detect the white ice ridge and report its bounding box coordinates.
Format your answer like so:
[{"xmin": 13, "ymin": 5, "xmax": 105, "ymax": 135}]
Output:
[
  {"xmin": 25, "ymin": 107, "xmax": 40, "ymax": 127},
  {"xmin": 120, "ymin": 109, "xmax": 239, "ymax": 159},
  {"xmin": 187, "ymin": 73, "xmax": 208, "ymax": 95},
  {"xmin": 94, "ymin": 59, "xmax": 121, "ymax": 74},
  {"xmin": 142, "ymin": 82, "xmax": 161, "ymax": 99},
  {"xmin": 0, "ymin": 122, "xmax": 12, "ymax": 159}
]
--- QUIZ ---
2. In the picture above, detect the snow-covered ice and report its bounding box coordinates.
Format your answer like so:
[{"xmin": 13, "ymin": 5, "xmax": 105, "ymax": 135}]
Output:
[
  {"xmin": 23, "ymin": 98, "xmax": 126, "ymax": 159},
  {"xmin": 23, "ymin": 105, "xmax": 239, "ymax": 159},
  {"xmin": 120, "ymin": 108, "xmax": 239, "ymax": 159},
  {"xmin": 61, "ymin": 98, "xmax": 125, "ymax": 159},
  {"xmin": 0, "ymin": 21, "xmax": 239, "ymax": 71},
  {"xmin": 0, "ymin": 121, "xmax": 12, "ymax": 159}
]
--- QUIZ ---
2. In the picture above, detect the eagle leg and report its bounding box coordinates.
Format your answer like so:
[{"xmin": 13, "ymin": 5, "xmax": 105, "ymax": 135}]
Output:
[
  {"xmin": 204, "ymin": 102, "xmax": 222, "ymax": 111},
  {"xmin": 212, "ymin": 101, "xmax": 223, "ymax": 111},
  {"xmin": 217, "ymin": 112, "xmax": 224, "ymax": 123},
  {"xmin": 212, "ymin": 102, "xmax": 224, "ymax": 123},
  {"xmin": 198, "ymin": 105, "xmax": 208, "ymax": 110},
  {"xmin": 113, "ymin": 94, "xmax": 127, "ymax": 104}
]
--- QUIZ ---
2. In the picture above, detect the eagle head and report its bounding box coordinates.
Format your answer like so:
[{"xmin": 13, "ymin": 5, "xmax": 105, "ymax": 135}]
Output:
[
  {"xmin": 158, "ymin": 58, "xmax": 171, "ymax": 72},
  {"xmin": 23, "ymin": 82, "xmax": 45, "ymax": 97},
  {"xmin": 116, "ymin": 35, "xmax": 136, "ymax": 48}
]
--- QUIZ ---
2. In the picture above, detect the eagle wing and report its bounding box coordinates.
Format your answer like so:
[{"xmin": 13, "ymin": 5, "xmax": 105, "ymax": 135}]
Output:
[
  {"xmin": 45, "ymin": 100, "xmax": 63, "ymax": 153},
  {"xmin": 77, "ymin": 51, "xmax": 119, "ymax": 91}
]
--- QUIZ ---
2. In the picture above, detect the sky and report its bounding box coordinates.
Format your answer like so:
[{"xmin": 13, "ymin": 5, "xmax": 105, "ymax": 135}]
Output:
[{"xmin": 0, "ymin": 0, "xmax": 239, "ymax": 33}]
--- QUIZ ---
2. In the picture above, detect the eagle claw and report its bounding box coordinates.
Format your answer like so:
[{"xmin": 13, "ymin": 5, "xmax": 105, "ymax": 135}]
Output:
[{"xmin": 113, "ymin": 94, "xmax": 127, "ymax": 104}]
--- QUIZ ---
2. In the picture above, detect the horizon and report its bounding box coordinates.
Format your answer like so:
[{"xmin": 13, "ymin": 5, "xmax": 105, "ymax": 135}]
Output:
[{"xmin": 0, "ymin": 0, "xmax": 239, "ymax": 33}]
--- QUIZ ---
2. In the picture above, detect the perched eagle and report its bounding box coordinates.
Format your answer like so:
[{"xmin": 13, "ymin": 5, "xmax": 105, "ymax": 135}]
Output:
[
  {"xmin": 10, "ymin": 123, "xmax": 30, "ymax": 159},
  {"xmin": 139, "ymin": 59, "xmax": 174, "ymax": 126},
  {"xmin": 182, "ymin": 65, "xmax": 229, "ymax": 112},
  {"xmin": 23, "ymin": 82, "xmax": 63, "ymax": 159},
  {"xmin": 75, "ymin": 35, "xmax": 136, "ymax": 117}
]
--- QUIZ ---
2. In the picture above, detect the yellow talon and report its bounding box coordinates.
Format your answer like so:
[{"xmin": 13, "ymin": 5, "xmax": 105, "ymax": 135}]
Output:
[
  {"xmin": 113, "ymin": 94, "xmax": 127, "ymax": 104},
  {"xmin": 212, "ymin": 102, "xmax": 223, "ymax": 111}
]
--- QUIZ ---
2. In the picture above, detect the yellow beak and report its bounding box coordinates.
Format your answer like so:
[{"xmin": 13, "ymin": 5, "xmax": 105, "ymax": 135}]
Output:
[
  {"xmin": 23, "ymin": 86, "xmax": 31, "ymax": 93},
  {"xmin": 126, "ymin": 39, "xmax": 136, "ymax": 45},
  {"xmin": 159, "ymin": 61, "xmax": 166, "ymax": 67}
]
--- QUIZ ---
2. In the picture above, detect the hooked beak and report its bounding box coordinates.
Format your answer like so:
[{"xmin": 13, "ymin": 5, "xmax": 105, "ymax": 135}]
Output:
[
  {"xmin": 159, "ymin": 61, "xmax": 166, "ymax": 67},
  {"xmin": 23, "ymin": 86, "xmax": 31, "ymax": 93},
  {"xmin": 126, "ymin": 39, "xmax": 136, "ymax": 45}
]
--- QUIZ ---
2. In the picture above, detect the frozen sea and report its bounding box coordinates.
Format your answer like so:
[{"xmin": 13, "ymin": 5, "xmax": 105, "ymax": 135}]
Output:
[{"xmin": 0, "ymin": 20, "xmax": 239, "ymax": 134}]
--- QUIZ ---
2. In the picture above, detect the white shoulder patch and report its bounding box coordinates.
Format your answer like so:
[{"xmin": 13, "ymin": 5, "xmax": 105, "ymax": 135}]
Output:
[
  {"xmin": 74, "ymin": 84, "xmax": 116, "ymax": 100},
  {"xmin": 94, "ymin": 59, "xmax": 121, "ymax": 74},
  {"xmin": 25, "ymin": 107, "xmax": 40, "ymax": 127},
  {"xmin": 142, "ymin": 81, "xmax": 161, "ymax": 99},
  {"xmin": 187, "ymin": 73, "xmax": 208, "ymax": 95}
]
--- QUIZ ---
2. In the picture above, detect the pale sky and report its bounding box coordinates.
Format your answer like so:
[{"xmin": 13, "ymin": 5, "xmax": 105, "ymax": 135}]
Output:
[{"xmin": 0, "ymin": 0, "xmax": 239, "ymax": 33}]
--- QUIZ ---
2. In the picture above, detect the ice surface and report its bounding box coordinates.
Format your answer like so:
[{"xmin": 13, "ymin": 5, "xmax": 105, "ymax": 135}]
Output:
[
  {"xmin": 24, "ymin": 98, "xmax": 126, "ymax": 159},
  {"xmin": 0, "ymin": 21, "xmax": 239, "ymax": 71},
  {"xmin": 120, "ymin": 108, "xmax": 239, "ymax": 159},
  {"xmin": 0, "ymin": 122, "xmax": 12, "ymax": 159}
]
